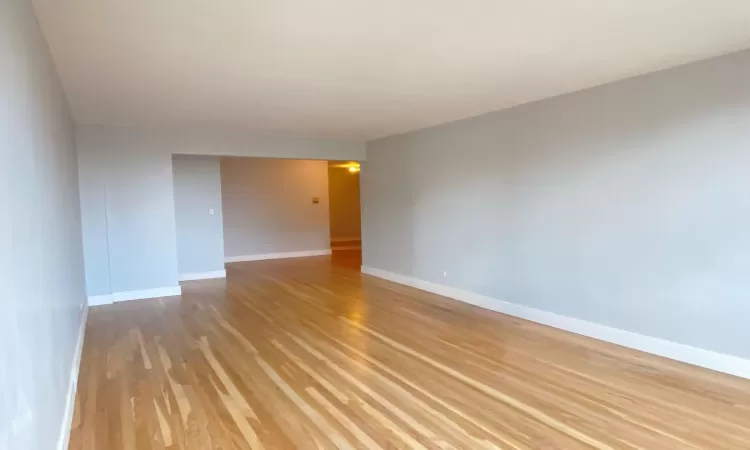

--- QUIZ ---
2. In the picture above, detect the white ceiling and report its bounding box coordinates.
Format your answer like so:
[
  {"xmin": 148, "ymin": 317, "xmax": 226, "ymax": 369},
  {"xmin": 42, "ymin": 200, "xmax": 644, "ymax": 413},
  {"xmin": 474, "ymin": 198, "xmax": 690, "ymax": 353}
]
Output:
[{"xmin": 33, "ymin": 0, "xmax": 750, "ymax": 140}]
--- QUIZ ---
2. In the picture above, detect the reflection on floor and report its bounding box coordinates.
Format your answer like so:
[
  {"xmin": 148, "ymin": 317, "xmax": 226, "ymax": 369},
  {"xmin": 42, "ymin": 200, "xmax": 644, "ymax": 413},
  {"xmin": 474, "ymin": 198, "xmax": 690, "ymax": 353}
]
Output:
[{"xmin": 69, "ymin": 251, "xmax": 750, "ymax": 449}]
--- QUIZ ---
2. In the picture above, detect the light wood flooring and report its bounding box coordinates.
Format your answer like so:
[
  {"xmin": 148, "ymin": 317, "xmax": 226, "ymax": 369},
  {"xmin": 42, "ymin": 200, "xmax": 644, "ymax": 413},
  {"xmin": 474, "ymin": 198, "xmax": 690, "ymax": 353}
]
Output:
[{"xmin": 69, "ymin": 250, "xmax": 750, "ymax": 449}]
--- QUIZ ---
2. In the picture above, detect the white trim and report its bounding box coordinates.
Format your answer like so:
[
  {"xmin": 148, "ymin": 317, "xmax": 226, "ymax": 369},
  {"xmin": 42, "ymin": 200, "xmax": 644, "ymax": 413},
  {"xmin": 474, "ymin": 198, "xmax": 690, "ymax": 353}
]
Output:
[
  {"xmin": 225, "ymin": 249, "xmax": 332, "ymax": 263},
  {"xmin": 179, "ymin": 269, "xmax": 226, "ymax": 281},
  {"xmin": 57, "ymin": 303, "xmax": 88, "ymax": 450},
  {"xmin": 87, "ymin": 294, "xmax": 113, "ymax": 306},
  {"xmin": 87, "ymin": 286, "xmax": 182, "ymax": 306},
  {"xmin": 330, "ymin": 237, "xmax": 361, "ymax": 243},
  {"xmin": 112, "ymin": 286, "xmax": 182, "ymax": 302},
  {"xmin": 361, "ymin": 266, "xmax": 750, "ymax": 380}
]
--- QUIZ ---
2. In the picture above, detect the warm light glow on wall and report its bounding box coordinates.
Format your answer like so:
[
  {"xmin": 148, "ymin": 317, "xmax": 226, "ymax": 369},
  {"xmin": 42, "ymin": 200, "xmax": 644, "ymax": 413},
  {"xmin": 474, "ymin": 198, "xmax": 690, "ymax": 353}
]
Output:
[{"xmin": 331, "ymin": 161, "xmax": 360, "ymax": 173}]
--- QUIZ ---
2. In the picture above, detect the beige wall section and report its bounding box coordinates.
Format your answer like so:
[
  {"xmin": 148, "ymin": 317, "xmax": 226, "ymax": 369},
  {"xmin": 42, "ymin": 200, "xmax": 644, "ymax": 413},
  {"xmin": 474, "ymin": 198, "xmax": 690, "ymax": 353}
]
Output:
[
  {"xmin": 327, "ymin": 164, "xmax": 362, "ymax": 241},
  {"xmin": 221, "ymin": 158, "xmax": 331, "ymax": 259}
]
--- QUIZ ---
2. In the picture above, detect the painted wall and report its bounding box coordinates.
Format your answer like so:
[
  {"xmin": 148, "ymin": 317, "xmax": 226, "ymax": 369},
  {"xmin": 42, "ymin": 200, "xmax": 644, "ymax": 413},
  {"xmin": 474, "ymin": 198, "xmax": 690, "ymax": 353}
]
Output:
[
  {"xmin": 327, "ymin": 164, "xmax": 362, "ymax": 241},
  {"xmin": 222, "ymin": 158, "xmax": 331, "ymax": 258},
  {"xmin": 0, "ymin": 1, "xmax": 87, "ymax": 448},
  {"xmin": 163, "ymin": 128, "xmax": 366, "ymax": 161},
  {"xmin": 76, "ymin": 135, "xmax": 111, "ymax": 296},
  {"xmin": 172, "ymin": 155, "xmax": 225, "ymax": 276},
  {"xmin": 363, "ymin": 49, "xmax": 750, "ymax": 360},
  {"xmin": 77, "ymin": 128, "xmax": 180, "ymax": 296},
  {"xmin": 76, "ymin": 126, "xmax": 363, "ymax": 297}
]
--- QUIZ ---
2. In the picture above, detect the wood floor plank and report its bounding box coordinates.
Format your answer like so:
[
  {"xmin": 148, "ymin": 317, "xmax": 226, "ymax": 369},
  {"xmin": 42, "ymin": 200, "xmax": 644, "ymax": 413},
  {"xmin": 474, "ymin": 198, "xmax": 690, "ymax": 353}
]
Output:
[{"xmin": 69, "ymin": 250, "xmax": 750, "ymax": 449}]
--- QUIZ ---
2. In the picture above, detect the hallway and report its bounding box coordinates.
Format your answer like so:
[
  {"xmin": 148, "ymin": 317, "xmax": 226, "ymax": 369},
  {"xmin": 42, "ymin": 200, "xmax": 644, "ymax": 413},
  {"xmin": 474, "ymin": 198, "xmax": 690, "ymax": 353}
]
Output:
[{"xmin": 69, "ymin": 252, "xmax": 750, "ymax": 449}]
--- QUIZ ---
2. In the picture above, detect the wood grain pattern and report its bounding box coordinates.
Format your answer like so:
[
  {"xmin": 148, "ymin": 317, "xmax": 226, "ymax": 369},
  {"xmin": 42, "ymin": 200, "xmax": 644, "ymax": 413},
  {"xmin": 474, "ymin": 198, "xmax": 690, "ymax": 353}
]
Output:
[{"xmin": 69, "ymin": 250, "xmax": 750, "ymax": 449}]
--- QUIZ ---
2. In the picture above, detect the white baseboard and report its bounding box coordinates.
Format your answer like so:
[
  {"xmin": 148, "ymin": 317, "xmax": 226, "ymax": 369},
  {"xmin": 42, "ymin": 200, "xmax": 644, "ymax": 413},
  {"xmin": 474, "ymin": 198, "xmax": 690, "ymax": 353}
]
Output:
[
  {"xmin": 87, "ymin": 294, "xmax": 113, "ymax": 306},
  {"xmin": 179, "ymin": 269, "xmax": 226, "ymax": 281},
  {"xmin": 113, "ymin": 286, "xmax": 182, "ymax": 302},
  {"xmin": 331, "ymin": 237, "xmax": 361, "ymax": 243},
  {"xmin": 361, "ymin": 266, "xmax": 750, "ymax": 380},
  {"xmin": 56, "ymin": 303, "xmax": 88, "ymax": 450},
  {"xmin": 88, "ymin": 286, "xmax": 182, "ymax": 306},
  {"xmin": 225, "ymin": 249, "xmax": 332, "ymax": 263}
]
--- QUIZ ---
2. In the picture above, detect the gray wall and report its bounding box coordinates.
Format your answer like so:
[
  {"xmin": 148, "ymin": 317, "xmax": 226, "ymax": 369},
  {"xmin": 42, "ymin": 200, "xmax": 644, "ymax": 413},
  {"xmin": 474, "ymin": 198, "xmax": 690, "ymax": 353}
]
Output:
[
  {"xmin": 222, "ymin": 158, "xmax": 331, "ymax": 258},
  {"xmin": 161, "ymin": 128, "xmax": 366, "ymax": 161},
  {"xmin": 363, "ymin": 49, "xmax": 750, "ymax": 360},
  {"xmin": 328, "ymin": 164, "xmax": 362, "ymax": 240},
  {"xmin": 76, "ymin": 126, "xmax": 363, "ymax": 296},
  {"xmin": 172, "ymin": 155, "xmax": 225, "ymax": 275},
  {"xmin": 77, "ymin": 128, "xmax": 180, "ymax": 295},
  {"xmin": 76, "ymin": 135, "xmax": 111, "ymax": 296},
  {"xmin": 0, "ymin": 0, "xmax": 87, "ymax": 448}
]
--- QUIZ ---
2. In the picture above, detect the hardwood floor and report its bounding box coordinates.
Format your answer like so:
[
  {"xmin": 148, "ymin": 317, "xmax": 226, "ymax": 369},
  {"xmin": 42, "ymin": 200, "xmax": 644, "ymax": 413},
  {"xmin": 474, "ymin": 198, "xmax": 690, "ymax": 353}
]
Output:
[{"xmin": 69, "ymin": 250, "xmax": 750, "ymax": 449}]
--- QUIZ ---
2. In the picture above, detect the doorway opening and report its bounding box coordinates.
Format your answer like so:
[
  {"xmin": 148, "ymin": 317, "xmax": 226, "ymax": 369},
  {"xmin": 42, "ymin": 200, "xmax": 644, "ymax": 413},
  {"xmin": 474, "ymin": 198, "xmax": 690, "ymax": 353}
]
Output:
[
  {"xmin": 171, "ymin": 156, "xmax": 363, "ymax": 279},
  {"xmin": 327, "ymin": 161, "xmax": 362, "ymax": 268}
]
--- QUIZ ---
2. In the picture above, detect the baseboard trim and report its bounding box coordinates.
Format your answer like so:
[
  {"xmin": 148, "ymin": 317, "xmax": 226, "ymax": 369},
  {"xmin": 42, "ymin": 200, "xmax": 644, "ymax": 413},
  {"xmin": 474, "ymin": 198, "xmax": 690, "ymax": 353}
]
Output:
[
  {"xmin": 113, "ymin": 286, "xmax": 182, "ymax": 302},
  {"xmin": 179, "ymin": 269, "xmax": 226, "ymax": 281},
  {"xmin": 225, "ymin": 249, "xmax": 332, "ymax": 263},
  {"xmin": 331, "ymin": 237, "xmax": 361, "ymax": 243},
  {"xmin": 331, "ymin": 245, "xmax": 362, "ymax": 250},
  {"xmin": 361, "ymin": 266, "xmax": 750, "ymax": 380},
  {"xmin": 87, "ymin": 294, "xmax": 113, "ymax": 306},
  {"xmin": 88, "ymin": 286, "xmax": 182, "ymax": 306},
  {"xmin": 56, "ymin": 303, "xmax": 88, "ymax": 450}
]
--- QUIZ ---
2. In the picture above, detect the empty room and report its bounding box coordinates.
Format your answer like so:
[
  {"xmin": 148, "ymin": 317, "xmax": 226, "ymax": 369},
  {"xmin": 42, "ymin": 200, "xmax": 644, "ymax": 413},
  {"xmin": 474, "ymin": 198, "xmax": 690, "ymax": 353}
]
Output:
[
  {"xmin": 172, "ymin": 155, "xmax": 343, "ymax": 284},
  {"xmin": 3, "ymin": 0, "xmax": 750, "ymax": 448}
]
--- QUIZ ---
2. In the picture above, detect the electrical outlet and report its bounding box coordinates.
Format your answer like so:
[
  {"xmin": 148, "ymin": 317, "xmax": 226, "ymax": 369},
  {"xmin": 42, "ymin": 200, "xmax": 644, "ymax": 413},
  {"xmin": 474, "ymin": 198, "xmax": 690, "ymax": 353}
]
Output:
[
  {"xmin": 208, "ymin": 208, "xmax": 215, "ymax": 215},
  {"xmin": 443, "ymin": 271, "xmax": 447, "ymax": 277}
]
